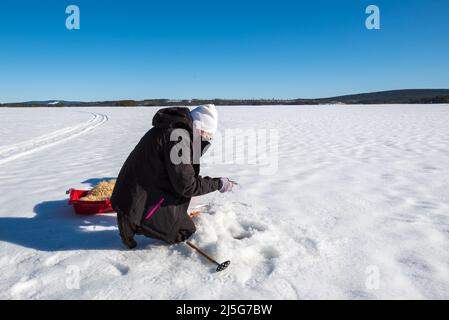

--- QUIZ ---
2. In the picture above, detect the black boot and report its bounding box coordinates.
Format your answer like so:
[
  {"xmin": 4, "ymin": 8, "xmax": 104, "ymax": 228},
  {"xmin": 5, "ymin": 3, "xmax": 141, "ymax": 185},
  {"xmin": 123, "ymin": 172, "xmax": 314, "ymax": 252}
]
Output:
[{"xmin": 117, "ymin": 212, "xmax": 137, "ymax": 249}]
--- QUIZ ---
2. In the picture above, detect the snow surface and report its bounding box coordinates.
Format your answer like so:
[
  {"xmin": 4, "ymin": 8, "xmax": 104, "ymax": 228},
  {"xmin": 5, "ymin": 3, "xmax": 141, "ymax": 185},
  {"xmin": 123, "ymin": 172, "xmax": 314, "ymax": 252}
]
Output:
[{"xmin": 0, "ymin": 105, "xmax": 449, "ymax": 299}]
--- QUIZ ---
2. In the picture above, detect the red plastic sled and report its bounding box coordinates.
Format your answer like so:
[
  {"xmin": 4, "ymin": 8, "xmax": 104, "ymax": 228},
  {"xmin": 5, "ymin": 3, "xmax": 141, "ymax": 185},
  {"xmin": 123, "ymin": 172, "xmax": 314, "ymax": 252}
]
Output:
[{"xmin": 66, "ymin": 188, "xmax": 115, "ymax": 215}]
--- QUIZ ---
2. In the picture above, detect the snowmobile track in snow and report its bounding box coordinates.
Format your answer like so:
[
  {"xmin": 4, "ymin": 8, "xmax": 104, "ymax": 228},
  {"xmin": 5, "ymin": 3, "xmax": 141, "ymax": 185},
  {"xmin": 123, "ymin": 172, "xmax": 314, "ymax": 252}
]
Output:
[{"xmin": 0, "ymin": 111, "xmax": 108, "ymax": 165}]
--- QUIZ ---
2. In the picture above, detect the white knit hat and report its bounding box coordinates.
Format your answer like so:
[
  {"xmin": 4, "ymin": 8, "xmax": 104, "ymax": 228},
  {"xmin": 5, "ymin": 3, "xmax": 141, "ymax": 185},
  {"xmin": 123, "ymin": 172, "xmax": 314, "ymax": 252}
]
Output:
[{"xmin": 190, "ymin": 104, "xmax": 218, "ymax": 135}]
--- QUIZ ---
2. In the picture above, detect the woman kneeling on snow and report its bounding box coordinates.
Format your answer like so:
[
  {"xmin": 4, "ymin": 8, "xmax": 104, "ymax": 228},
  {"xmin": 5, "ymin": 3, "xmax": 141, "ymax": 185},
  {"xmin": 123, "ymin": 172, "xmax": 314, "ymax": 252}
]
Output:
[{"xmin": 111, "ymin": 105, "xmax": 235, "ymax": 249}]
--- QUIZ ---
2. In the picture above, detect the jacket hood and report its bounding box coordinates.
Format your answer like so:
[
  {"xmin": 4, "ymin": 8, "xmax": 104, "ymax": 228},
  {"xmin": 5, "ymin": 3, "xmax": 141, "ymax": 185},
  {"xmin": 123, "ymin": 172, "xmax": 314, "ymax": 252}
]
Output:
[{"xmin": 152, "ymin": 107, "xmax": 193, "ymax": 132}]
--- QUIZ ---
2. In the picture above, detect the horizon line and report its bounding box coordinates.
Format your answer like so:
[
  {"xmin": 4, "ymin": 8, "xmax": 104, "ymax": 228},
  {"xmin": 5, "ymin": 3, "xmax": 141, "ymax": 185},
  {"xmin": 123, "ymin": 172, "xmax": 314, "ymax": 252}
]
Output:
[{"xmin": 2, "ymin": 88, "xmax": 449, "ymax": 105}]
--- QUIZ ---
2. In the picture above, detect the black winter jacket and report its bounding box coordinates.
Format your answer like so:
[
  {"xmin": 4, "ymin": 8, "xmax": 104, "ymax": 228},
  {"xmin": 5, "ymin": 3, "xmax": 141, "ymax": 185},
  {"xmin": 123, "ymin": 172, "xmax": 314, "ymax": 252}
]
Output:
[{"xmin": 110, "ymin": 107, "xmax": 222, "ymax": 244}]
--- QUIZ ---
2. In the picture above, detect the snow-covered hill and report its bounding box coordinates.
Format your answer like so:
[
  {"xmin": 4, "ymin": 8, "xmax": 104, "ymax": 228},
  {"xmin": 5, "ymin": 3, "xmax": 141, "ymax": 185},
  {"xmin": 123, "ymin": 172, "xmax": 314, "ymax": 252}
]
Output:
[{"xmin": 0, "ymin": 105, "xmax": 448, "ymax": 299}]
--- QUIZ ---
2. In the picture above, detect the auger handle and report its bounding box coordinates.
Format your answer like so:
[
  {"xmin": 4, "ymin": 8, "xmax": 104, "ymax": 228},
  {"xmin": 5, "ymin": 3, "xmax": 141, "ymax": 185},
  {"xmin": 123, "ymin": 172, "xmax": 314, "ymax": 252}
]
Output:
[{"xmin": 186, "ymin": 241, "xmax": 219, "ymax": 266}]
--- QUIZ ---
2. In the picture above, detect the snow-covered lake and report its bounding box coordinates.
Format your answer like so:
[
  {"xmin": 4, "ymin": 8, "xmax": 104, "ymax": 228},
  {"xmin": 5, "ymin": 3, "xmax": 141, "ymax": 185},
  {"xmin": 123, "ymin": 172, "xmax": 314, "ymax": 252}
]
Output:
[{"xmin": 0, "ymin": 105, "xmax": 448, "ymax": 299}]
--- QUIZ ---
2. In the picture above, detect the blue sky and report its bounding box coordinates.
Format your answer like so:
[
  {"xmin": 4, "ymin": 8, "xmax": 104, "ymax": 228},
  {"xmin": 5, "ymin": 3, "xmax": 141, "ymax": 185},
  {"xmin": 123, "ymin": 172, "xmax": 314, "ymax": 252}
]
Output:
[{"xmin": 1, "ymin": 0, "xmax": 448, "ymax": 102}]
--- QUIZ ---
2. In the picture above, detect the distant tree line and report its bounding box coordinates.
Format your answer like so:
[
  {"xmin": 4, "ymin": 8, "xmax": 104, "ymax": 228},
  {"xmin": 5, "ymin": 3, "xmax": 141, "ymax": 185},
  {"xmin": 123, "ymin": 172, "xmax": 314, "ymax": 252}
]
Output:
[{"xmin": 1, "ymin": 90, "xmax": 448, "ymax": 107}]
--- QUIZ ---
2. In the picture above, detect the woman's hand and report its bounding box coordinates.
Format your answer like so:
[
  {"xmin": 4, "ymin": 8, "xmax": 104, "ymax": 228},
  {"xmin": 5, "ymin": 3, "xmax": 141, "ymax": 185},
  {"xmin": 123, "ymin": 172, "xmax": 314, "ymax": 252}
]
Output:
[{"xmin": 219, "ymin": 178, "xmax": 237, "ymax": 193}]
